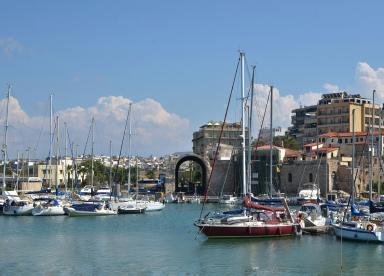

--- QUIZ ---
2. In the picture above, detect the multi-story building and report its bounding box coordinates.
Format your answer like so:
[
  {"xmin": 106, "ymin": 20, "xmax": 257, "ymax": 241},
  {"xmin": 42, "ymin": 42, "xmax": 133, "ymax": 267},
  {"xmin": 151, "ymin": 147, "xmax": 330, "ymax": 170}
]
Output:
[
  {"xmin": 288, "ymin": 105, "xmax": 317, "ymax": 146},
  {"xmin": 289, "ymin": 92, "xmax": 383, "ymax": 143},
  {"xmin": 317, "ymin": 92, "xmax": 381, "ymax": 134},
  {"xmin": 192, "ymin": 121, "xmax": 248, "ymax": 159}
]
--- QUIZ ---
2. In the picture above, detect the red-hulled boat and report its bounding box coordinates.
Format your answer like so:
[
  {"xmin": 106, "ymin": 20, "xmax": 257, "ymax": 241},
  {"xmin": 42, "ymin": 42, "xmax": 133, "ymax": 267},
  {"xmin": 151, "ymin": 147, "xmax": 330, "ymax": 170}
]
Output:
[{"xmin": 195, "ymin": 195, "xmax": 300, "ymax": 238}]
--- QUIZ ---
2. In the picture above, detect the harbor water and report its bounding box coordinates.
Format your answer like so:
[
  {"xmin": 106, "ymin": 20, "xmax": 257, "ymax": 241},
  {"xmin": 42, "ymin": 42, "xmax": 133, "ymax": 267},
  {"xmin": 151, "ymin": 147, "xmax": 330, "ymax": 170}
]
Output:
[{"xmin": 1, "ymin": 204, "xmax": 384, "ymax": 275}]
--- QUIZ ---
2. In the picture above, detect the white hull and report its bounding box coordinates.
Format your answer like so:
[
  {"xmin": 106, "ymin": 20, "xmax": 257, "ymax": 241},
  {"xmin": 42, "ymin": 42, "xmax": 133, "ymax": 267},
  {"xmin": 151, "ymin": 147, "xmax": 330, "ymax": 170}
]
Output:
[
  {"xmin": 64, "ymin": 207, "xmax": 117, "ymax": 217},
  {"xmin": 32, "ymin": 206, "xmax": 66, "ymax": 216},
  {"xmin": 332, "ymin": 223, "xmax": 384, "ymax": 242},
  {"xmin": 3, "ymin": 205, "xmax": 34, "ymax": 216},
  {"xmin": 143, "ymin": 201, "xmax": 165, "ymax": 212}
]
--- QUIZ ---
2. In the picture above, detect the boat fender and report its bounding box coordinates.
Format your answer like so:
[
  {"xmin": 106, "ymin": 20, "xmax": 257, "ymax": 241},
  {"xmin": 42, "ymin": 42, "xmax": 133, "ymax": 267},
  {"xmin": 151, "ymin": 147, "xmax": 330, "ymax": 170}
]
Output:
[{"xmin": 366, "ymin": 224, "xmax": 374, "ymax": 232}]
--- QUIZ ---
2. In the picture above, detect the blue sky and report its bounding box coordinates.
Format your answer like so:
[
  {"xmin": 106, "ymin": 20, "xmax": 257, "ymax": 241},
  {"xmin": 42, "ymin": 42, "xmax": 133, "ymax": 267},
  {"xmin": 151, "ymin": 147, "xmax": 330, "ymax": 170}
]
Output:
[{"xmin": 1, "ymin": 1, "xmax": 384, "ymax": 158}]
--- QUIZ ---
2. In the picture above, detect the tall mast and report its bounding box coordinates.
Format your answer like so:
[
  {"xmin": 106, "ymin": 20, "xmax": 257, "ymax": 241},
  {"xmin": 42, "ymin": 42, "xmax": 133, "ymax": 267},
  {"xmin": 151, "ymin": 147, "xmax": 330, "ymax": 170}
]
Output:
[
  {"xmin": 127, "ymin": 103, "xmax": 132, "ymax": 196},
  {"xmin": 109, "ymin": 140, "xmax": 112, "ymax": 193},
  {"xmin": 379, "ymin": 104, "xmax": 383, "ymax": 197},
  {"xmin": 240, "ymin": 52, "xmax": 247, "ymax": 195},
  {"xmin": 2, "ymin": 84, "xmax": 11, "ymax": 192},
  {"xmin": 269, "ymin": 86, "xmax": 274, "ymax": 198},
  {"xmin": 247, "ymin": 66, "xmax": 255, "ymax": 194},
  {"xmin": 136, "ymin": 156, "xmax": 139, "ymax": 198},
  {"xmin": 64, "ymin": 122, "xmax": 67, "ymax": 193},
  {"xmin": 369, "ymin": 90, "xmax": 375, "ymax": 201},
  {"xmin": 91, "ymin": 117, "xmax": 95, "ymax": 188},
  {"xmin": 56, "ymin": 116, "xmax": 60, "ymax": 194},
  {"xmin": 16, "ymin": 152, "xmax": 19, "ymax": 190},
  {"xmin": 49, "ymin": 94, "xmax": 53, "ymax": 189},
  {"xmin": 351, "ymin": 109, "xmax": 356, "ymax": 208}
]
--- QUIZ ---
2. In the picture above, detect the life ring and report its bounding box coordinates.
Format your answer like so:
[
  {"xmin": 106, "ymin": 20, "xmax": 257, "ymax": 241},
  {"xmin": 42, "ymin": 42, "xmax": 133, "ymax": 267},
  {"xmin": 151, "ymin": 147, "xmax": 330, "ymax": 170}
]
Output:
[{"xmin": 366, "ymin": 224, "xmax": 374, "ymax": 232}]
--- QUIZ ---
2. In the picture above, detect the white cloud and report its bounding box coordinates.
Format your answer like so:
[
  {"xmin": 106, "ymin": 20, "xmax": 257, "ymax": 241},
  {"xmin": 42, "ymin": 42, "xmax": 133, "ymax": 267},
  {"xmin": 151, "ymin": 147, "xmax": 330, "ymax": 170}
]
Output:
[
  {"xmin": 0, "ymin": 37, "xmax": 23, "ymax": 57},
  {"xmin": 0, "ymin": 96, "xmax": 190, "ymax": 158},
  {"xmin": 252, "ymin": 84, "xmax": 322, "ymax": 135},
  {"xmin": 356, "ymin": 62, "xmax": 384, "ymax": 98},
  {"xmin": 323, "ymin": 83, "xmax": 340, "ymax": 93}
]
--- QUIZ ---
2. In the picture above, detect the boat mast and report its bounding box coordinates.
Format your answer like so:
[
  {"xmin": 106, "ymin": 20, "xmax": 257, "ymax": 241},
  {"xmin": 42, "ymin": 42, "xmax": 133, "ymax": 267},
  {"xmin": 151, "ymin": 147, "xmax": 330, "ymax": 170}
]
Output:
[
  {"xmin": 369, "ymin": 90, "xmax": 375, "ymax": 201},
  {"xmin": 64, "ymin": 122, "xmax": 67, "ymax": 193},
  {"xmin": 16, "ymin": 152, "xmax": 19, "ymax": 190},
  {"xmin": 109, "ymin": 140, "xmax": 112, "ymax": 195},
  {"xmin": 379, "ymin": 104, "xmax": 383, "ymax": 197},
  {"xmin": 269, "ymin": 86, "xmax": 274, "ymax": 198},
  {"xmin": 351, "ymin": 109, "xmax": 356, "ymax": 209},
  {"xmin": 49, "ymin": 94, "xmax": 53, "ymax": 189},
  {"xmin": 127, "ymin": 103, "xmax": 132, "ymax": 196},
  {"xmin": 56, "ymin": 116, "xmax": 59, "ymax": 195},
  {"xmin": 247, "ymin": 66, "xmax": 255, "ymax": 194},
  {"xmin": 136, "ymin": 156, "xmax": 139, "ymax": 198},
  {"xmin": 91, "ymin": 117, "xmax": 95, "ymax": 189},
  {"xmin": 240, "ymin": 52, "xmax": 247, "ymax": 195},
  {"xmin": 2, "ymin": 84, "xmax": 11, "ymax": 192}
]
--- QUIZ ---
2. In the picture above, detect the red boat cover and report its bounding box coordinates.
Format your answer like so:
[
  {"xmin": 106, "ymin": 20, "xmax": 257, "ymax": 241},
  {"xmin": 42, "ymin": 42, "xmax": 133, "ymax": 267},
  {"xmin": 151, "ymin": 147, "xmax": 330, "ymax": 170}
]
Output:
[{"xmin": 243, "ymin": 196, "xmax": 286, "ymax": 212}]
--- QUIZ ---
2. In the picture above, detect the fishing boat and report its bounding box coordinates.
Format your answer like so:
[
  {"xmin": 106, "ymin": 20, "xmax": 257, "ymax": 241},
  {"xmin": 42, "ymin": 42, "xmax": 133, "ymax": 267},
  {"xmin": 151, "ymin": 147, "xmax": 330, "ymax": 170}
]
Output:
[{"xmin": 64, "ymin": 201, "xmax": 117, "ymax": 216}]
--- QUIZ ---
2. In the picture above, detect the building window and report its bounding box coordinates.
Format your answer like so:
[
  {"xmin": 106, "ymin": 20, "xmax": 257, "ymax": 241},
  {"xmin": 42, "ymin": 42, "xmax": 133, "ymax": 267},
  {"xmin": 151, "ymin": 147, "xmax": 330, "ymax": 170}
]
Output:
[
  {"xmin": 309, "ymin": 173, "xmax": 313, "ymax": 183},
  {"xmin": 288, "ymin": 173, "xmax": 292, "ymax": 183}
]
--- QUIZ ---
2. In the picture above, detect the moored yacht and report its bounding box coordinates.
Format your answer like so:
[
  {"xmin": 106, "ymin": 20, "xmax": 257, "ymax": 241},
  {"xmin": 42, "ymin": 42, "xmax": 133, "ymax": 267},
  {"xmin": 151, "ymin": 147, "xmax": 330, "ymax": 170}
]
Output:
[
  {"xmin": 64, "ymin": 201, "xmax": 117, "ymax": 216},
  {"xmin": 3, "ymin": 199, "xmax": 34, "ymax": 216}
]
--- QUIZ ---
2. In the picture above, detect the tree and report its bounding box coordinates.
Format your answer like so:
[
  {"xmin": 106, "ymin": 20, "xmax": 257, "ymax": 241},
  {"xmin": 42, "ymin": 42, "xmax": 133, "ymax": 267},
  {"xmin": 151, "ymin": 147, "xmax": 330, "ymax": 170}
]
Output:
[
  {"xmin": 146, "ymin": 169, "xmax": 156, "ymax": 179},
  {"xmin": 273, "ymin": 134, "xmax": 300, "ymax": 150}
]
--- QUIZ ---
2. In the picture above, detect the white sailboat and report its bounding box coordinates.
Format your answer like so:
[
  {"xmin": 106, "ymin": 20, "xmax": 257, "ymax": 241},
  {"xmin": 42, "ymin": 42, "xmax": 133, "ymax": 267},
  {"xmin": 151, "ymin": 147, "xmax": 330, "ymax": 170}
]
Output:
[
  {"xmin": 32, "ymin": 101, "xmax": 66, "ymax": 216},
  {"xmin": 332, "ymin": 107, "xmax": 384, "ymax": 242}
]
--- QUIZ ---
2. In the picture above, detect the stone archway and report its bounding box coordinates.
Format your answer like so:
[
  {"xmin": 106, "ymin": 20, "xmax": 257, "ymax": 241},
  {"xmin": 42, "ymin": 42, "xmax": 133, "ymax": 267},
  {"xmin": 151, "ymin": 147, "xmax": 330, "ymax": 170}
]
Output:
[{"xmin": 175, "ymin": 154, "xmax": 209, "ymax": 195}]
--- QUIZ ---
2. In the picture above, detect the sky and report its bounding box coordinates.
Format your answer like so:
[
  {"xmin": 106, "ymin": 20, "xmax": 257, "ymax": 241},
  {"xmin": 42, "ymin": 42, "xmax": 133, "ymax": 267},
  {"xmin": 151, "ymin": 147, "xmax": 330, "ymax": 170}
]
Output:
[{"xmin": 1, "ymin": 0, "xmax": 384, "ymax": 159}]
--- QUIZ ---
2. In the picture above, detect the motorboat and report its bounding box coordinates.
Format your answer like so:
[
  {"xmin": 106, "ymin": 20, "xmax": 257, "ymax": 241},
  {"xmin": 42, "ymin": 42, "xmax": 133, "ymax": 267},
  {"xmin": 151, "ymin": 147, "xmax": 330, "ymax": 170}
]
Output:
[
  {"xmin": 118, "ymin": 204, "xmax": 146, "ymax": 214},
  {"xmin": 95, "ymin": 185, "xmax": 112, "ymax": 201},
  {"xmin": 32, "ymin": 198, "xmax": 66, "ymax": 216},
  {"xmin": 64, "ymin": 201, "xmax": 117, "ymax": 216},
  {"xmin": 297, "ymin": 183, "xmax": 320, "ymax": 205},
  {"xmin": 78, "ymin": 185, "xmax": 94, "ymax": 201},
  {"xmin": 143, "ymin": 200, "xmax": 165, "ymax": 211},
  {"xmin": 219, "ymin": 195, "xmax": 241, "ymax": 205},
  {"xmin": 3, "ymin": 199, "xmax": 34, "ymax": 216},
  {"xmin": 296, "ymin": 202, "xmax": 327, "ymax": 228}
]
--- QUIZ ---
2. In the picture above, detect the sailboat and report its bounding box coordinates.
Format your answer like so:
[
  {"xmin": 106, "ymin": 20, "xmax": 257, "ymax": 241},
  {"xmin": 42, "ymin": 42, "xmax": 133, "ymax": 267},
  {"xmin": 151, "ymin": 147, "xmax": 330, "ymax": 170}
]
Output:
[
  {"xmin": 64, "ymin": 118, "xmax": 117, "ymax": 216},
  {"xmin": 1, "ymin": 85, "xmax": 34, "ymax": 216},
  {"xmin": 32, "ymin": 99, "xmax": 66, "ymax": 216},
  {"xmin": 195, "ymin": 53, "xmax": 299, "ymax": 238},
  {"xmin": 332, "ymin": 108, "xmax": 384, "ymax": 242}
]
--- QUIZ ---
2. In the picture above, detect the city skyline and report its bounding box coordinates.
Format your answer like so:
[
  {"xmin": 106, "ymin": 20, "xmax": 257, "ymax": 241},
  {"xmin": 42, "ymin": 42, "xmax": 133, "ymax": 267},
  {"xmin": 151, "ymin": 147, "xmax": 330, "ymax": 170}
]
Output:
[{"xmin": 1, "ymin": 1, "xmax": 384, "ymax": 158}]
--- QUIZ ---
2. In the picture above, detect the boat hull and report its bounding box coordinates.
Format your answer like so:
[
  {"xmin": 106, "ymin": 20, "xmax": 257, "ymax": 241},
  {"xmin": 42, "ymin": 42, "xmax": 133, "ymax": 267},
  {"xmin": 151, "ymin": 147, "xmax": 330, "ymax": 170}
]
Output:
[
  {"xmin": 2, "ymin": 206, "xmax": 34, "ymax": 216},
  {"xmin": 332, "ymin": 224, "xmax": 384, "ymax": 242},
  {"xmin": 118, "ymin": 207, "xmax": 146, "ymax": 214},
  {"xmin": 32, "ymin": 206, "xmax": 66, "ymax": 216},
  {"xmin": 64, "ymin": 207, "xmax": 117, "ymax": 217},
  {"xmin": 195, "ymin": 223, "xmax": 298, "ymax": 238}
]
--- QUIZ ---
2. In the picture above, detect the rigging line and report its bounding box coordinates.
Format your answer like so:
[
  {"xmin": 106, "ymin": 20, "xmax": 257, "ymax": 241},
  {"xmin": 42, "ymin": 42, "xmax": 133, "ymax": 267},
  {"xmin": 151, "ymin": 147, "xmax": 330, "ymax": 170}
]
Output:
[
  {"xmin": 81, "ymin": 121, "xmax": 92, "ymax": 160},
  {"xmin": 112, "ymin": 107, "xmax": 130, "ymax": 184},
  {"xmin": 199, "ymin": 57, "xmax": 240, "ymax": 220},
  {"xmin": 342, "ymin": 131, "xmax": 370, "ymax": 222},
  {"xmin": 254, "ymin": 88, "xmax": 270, "ymax": 147}
]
